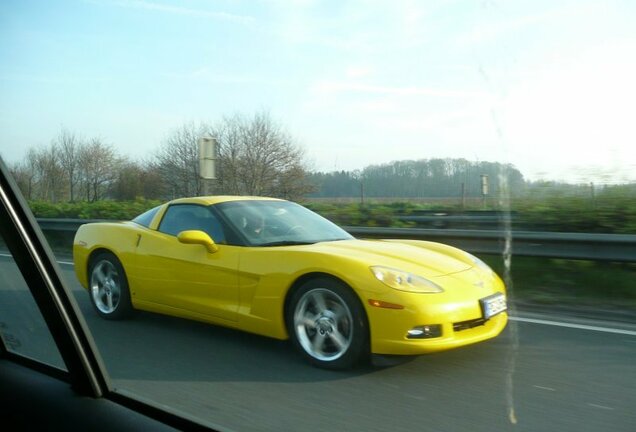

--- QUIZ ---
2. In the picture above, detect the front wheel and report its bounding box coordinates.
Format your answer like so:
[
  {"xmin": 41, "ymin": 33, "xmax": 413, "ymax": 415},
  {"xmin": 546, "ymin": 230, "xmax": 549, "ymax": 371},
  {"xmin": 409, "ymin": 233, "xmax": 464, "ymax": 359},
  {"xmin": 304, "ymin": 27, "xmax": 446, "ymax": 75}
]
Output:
[
  {"xmin": 287, "ymin": 278, "xmax": 369, "ymax": 369},
  {"xmin": 88, "ymin": 252, "xmax": 134, "ymax": 320}
]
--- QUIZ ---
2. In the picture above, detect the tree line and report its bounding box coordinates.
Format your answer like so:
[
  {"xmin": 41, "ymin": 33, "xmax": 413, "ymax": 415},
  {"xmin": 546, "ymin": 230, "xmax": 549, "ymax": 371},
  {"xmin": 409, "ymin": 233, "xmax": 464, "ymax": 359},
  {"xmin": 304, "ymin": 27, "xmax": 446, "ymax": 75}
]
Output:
[
  {"xmin": 8, "ymin": 111, "xmax": 533, "ymax": 203},
  {"xmin": 307, "ymin": 159, "xmax": 526, "ymax": 198},
  {"xmin": 9, "ymin": 111, "xmax": 314, "ymax": 203},
  {"xmin": 11, "ymin": 129, "xmax": 121, "ymax": 203}
]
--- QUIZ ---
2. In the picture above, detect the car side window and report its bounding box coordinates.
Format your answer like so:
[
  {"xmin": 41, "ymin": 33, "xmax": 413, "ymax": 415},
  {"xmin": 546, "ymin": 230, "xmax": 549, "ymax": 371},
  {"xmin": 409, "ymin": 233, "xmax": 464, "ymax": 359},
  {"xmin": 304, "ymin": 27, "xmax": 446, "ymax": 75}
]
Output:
[
  {"xmin": 158, "ymin": 204, "xmax": 226, "ymax": 244},
  {"xmin": 131, "ymin": 205, "xmax": 161, "ymax": 228}
]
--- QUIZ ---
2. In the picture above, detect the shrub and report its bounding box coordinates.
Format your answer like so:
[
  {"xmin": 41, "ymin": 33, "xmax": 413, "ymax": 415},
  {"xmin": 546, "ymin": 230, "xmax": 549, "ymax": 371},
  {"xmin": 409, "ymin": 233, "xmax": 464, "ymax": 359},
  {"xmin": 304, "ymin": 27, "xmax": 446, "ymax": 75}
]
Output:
[{"xmin": 29, "ymin": 199, "xmax": 161, "ymax": 221}]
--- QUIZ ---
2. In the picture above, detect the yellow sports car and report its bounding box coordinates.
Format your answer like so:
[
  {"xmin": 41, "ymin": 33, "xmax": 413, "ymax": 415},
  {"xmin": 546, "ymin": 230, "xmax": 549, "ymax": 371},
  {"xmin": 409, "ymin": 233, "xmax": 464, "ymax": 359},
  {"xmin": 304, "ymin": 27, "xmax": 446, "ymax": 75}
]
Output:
[{"xmin": 73, "ymin": 196, "xmax": 507, "ymax": 369}]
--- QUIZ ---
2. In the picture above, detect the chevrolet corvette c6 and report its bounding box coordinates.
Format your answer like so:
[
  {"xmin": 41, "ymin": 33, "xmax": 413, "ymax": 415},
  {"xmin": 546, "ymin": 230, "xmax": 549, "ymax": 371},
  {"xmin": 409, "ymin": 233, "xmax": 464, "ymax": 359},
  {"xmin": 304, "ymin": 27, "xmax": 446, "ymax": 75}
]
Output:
[{"xmin": 73, "ymin": 196, "xmax": 508, "ymax": 369}]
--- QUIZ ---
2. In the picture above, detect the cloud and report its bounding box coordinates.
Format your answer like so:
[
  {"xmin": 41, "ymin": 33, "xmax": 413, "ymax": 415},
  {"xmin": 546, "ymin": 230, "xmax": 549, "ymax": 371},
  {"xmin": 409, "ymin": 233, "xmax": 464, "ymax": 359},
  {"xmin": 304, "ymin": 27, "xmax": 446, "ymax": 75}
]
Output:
[{"xmin": 87, "ymin": 0, "xmax": 255, "ymax": 25}]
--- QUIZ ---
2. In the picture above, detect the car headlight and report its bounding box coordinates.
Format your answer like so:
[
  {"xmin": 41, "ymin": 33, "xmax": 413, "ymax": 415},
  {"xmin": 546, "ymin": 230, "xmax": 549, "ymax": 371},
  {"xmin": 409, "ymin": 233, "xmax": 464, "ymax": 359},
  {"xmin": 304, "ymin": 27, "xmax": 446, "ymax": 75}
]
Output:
[
  {"xmin": 370, "ymin": 266, "xmax": 444, "ymax": 293},
  {"xmin": 466, "ymin": 253, "xmax": 494, "ymax": 273}
]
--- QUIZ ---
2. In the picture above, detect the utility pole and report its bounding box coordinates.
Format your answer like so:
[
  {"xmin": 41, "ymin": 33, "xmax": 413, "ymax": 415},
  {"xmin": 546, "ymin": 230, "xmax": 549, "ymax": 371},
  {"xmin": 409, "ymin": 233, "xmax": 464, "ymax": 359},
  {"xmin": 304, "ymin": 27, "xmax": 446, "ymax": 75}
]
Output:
[
  {"xmin": 198, "ymin": 135, "xmax": 218, "ymax": 196},
  {"xmin": 461, "ymin": 182, "xmax": 466, "ymax": 210},
  {"xmin": 360, "ymin": 181, "xmax": 364, "ymax": 206},
  {"xmin": 480, "ymin": 174, "xmax": 489, "ymax": 209}
]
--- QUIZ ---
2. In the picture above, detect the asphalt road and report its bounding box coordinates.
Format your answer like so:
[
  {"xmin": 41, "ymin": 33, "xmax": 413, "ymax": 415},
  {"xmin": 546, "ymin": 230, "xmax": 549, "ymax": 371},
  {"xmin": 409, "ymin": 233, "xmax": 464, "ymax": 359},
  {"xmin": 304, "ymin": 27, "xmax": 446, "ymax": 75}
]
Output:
[{"xmin": 1, "ymin": 255, "xmax": 635, "ymax": 432}]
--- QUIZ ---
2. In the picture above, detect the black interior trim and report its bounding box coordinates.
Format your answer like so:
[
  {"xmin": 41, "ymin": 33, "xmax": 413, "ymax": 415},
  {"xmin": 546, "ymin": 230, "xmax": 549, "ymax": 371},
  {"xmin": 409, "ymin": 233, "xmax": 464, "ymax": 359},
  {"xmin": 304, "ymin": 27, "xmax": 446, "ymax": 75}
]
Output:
[
  {"xmin": 0, "ymin": 360, "xmax": 180, "ymax": 432},
  {"xmin": 1, "ymin": 350, "xmax": 69, "ymax": 382},
  {"xmin": 106, "ymin": 390, "xmax": 220, "ymax": 432}
]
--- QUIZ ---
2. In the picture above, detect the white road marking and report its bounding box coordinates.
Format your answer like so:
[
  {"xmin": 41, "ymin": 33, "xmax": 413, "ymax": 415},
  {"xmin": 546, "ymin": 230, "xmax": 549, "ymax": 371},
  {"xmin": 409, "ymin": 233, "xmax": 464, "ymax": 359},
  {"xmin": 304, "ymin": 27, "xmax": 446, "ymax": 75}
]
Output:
[
  {"xmin": 532, "ymin": 385, "xmax": 556, "ymax": 392},
  {"xmin": 587, "ymin": 403, "xmax": 615, "ymax": 411},
  {"xmin": 510, "ymin": 316, "xmax": 636, "ymax": 336},
  {"xmin": 0, "ymin": 252, "xmax": 73, "ymax": 266}
]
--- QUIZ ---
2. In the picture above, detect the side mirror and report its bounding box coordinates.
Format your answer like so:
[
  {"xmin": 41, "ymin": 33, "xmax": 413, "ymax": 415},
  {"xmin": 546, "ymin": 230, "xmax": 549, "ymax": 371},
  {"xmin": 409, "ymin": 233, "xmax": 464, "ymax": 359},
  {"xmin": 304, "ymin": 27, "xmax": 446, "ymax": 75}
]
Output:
[{"xmin": 177, "ymin": 230, "xmax": 219, "ymax": 254}]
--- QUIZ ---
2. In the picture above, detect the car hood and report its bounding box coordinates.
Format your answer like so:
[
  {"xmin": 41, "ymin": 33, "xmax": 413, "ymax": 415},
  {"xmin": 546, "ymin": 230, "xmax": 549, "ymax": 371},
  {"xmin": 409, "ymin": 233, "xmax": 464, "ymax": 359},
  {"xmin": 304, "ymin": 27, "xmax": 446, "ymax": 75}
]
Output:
[{"xmin": 310, "ymin": 239, "xmax": 473, "ymax": 277}]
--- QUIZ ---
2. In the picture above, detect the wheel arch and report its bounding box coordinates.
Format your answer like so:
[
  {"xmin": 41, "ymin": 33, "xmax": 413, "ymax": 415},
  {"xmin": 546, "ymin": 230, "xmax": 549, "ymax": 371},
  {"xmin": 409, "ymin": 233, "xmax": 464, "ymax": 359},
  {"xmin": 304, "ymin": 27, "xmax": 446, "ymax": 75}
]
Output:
[
  {"xmin": 283, "ymin": 272, "xmax": 370, "ymax": 338},
  {"xmin": 85, "ymin": 247, "xmax": 135, "ymax": 319},
  {"xmin": 87, "ymin": 248, "xmax": 124, "ymax": 278}
]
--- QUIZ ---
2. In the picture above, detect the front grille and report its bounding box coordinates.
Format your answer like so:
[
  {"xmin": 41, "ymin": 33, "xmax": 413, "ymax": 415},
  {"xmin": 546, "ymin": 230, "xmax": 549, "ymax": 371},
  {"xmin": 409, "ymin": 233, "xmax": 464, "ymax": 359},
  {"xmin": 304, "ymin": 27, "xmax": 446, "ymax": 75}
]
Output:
[{"xmin": 453, "ymin": 317, "xmax": 487, "ymax": 332}]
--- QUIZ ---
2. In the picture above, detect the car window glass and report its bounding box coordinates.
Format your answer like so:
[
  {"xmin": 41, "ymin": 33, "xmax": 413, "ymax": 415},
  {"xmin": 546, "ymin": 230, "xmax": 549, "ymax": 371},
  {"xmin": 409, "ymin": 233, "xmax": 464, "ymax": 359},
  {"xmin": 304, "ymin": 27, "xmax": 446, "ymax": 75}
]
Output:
[
  {"xmin": 217, "ymin": 200, "xmax": 352, "ymax": 246},
  {"xmin": 132, "ymin": 205, "xmax": 161, "ymax": 228},
  {"xmin": 0, "ymin": 233, "xmax": 66, "ymax": 370},
  {"xmin": 158, "ymin": 204, "xmax": 225, "ymax": 243}
]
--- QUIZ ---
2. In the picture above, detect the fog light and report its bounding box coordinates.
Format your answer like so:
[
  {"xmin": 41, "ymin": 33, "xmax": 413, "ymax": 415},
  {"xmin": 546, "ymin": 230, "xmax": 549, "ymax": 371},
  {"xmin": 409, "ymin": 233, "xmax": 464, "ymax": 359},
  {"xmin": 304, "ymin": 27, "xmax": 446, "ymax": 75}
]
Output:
[{"xmin": 406, "ymin": 324, "xmax": 442, "ymax": 339}]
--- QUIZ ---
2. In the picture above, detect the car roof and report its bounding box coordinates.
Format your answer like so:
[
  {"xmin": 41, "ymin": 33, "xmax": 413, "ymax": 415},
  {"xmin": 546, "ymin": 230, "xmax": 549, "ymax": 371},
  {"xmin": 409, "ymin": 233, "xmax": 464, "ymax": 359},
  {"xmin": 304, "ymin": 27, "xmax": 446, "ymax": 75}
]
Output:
[{"xmin": 167, "ymin": 195, "xmax": 285, "ymax": 206}]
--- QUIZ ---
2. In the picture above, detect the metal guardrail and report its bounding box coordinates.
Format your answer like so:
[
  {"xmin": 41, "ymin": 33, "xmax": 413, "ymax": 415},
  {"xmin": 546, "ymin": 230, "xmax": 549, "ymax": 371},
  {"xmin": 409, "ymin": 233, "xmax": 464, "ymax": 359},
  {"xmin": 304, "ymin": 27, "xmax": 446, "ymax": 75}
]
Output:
[
  {"xmin": 344, "ymin": 227, "xmax": 636, "ymax": 262},
  {"xmin": 36, "ymin": 218, "xmax": 107, "ymax": 232},
  {"xmin": 35, "ymin": 218, "xmax": 636, "ymax": 262},
  {"xmin": 395, "ymin": 210, "xmax": 517, "ymax": 229}
]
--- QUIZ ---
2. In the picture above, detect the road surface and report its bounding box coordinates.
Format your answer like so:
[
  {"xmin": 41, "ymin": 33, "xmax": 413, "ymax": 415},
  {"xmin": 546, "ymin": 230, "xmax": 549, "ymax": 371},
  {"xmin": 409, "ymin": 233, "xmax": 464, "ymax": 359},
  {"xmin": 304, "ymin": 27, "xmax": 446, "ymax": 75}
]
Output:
[{"xmin": 0, "ymin": 255, "xmax": 634, "ymax": 432}]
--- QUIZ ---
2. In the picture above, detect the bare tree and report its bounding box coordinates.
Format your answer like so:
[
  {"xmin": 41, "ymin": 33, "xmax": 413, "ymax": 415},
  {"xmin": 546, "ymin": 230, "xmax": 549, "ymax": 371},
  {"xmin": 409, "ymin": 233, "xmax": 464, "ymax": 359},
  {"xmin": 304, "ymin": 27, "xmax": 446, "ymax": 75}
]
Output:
[
  {"xmin": 154, "ymin": 113, "xmax": 312, "ymax": 200},
  {"xmin": 31, "ymin": 144, "xmax": 65, "ymax": 202},
  {"xmin": 9, "ymin": 152, "xmax": 38, "ymax": 200},
  {"xmin": 213, "ymin": 111, "xmax": 313, "ymax": 200},
  {"xmin": 56, "ymin": 128, "xmax": 82, "ymax": 202},
  {"xmin": 12, "ymin": 131, "xmax": 135, "ymax": 203},
  {"xmin": 139, "ymin": 161, "xmax": 165, "ymax": 200},
  {"xmin": 154, "ymin": 123, "xmax": 209, "ymax": 198},
  {"xmin": 77, "ymin": 138, "xmax": 118, "ymax": 202},
  {"xmin": 110, "ymin": 159, "xmax": 143, "ymax": 201},
  {"xmin": 110, "ymin": 159, "xmax": 164, "ymax": 200}
]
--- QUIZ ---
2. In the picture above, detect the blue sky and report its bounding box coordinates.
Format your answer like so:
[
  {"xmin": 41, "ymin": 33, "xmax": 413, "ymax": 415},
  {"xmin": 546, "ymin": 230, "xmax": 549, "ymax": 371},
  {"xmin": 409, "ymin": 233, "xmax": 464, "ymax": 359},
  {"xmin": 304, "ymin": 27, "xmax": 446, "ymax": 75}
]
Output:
[{"xmin": 1, "ymin": 0, "xmax": 635, "ymax": 183}]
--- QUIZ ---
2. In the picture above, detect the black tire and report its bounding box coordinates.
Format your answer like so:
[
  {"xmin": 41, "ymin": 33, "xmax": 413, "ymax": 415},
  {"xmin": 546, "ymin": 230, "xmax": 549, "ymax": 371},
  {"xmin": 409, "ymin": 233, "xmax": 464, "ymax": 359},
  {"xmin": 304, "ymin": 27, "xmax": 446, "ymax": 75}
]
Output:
[
  {"xmin": 88, "ymin": 251, "xmax": 134, "ymax": 320},
  {"xmin": 286, "ymin": 277, "xmax": 369, "ymax": 370}
]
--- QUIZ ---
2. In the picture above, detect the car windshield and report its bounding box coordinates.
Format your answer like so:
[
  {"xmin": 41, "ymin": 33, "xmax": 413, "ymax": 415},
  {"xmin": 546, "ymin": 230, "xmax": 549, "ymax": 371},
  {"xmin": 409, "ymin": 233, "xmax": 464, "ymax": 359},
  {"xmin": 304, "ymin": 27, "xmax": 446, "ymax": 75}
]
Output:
[
  {"xmin": 215, "ymin": 200, "xmax": 353, "ymax": 246},
  {"xmin": 2, "ymin": 1, "xmax": 636, "ymax": 432}
]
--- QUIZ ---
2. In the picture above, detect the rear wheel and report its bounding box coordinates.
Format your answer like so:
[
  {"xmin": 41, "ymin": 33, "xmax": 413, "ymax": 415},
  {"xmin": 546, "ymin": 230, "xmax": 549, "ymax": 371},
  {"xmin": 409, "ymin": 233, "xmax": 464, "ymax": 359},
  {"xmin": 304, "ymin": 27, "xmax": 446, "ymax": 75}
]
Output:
[
  {"xmin": 287, "ymin": 278, "xmax": 368, "ymax": 369},
  {"xmin": 88, "ymin": 252, "xmax": 133, "ymax": 320}
]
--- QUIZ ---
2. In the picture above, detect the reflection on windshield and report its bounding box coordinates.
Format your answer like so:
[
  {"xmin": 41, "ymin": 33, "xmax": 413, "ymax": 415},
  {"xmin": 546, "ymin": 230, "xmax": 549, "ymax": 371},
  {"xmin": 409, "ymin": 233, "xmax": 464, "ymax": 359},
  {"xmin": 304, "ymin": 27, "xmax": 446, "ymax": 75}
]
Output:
[{"xmin": 216, "ymin": 200, "xmax": 353, "ymax": 246}]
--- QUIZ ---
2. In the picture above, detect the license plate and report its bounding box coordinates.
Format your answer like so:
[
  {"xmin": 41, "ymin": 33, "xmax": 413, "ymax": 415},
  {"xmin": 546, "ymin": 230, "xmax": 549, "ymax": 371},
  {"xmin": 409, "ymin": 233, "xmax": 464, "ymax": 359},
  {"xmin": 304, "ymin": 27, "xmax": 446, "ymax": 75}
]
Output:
[{"xmin": 480, "ymin": 293, "xmax": 507, "ymax": 319}]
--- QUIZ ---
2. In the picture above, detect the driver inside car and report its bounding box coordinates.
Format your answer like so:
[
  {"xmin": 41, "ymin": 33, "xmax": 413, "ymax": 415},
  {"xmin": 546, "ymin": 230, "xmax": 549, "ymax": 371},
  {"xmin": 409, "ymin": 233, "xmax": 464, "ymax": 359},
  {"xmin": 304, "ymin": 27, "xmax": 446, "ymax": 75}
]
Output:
[{"xmin": 242, "ymin": 212, "xmax": 265, "ymax": 237}]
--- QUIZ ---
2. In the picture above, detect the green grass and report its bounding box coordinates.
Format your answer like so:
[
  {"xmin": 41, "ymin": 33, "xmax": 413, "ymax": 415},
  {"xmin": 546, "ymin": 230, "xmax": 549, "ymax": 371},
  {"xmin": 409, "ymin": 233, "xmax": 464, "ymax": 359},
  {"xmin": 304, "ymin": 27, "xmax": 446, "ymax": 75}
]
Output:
[{"xmin": 481, "ymin": 255, "xmax": 636, "ymax": 309}]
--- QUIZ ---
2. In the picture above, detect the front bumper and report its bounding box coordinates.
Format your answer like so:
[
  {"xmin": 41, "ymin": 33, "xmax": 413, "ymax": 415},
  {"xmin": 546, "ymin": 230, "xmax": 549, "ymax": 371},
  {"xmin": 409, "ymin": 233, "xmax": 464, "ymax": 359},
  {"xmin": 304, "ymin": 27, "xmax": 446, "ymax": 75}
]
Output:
[
  {"xmin": 365, "ymin": 271, "xmax": 508, "ymax": 355},
  {"xmin": 370, "ymin": 309, "xmax": 508, "ymax": 355}
]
